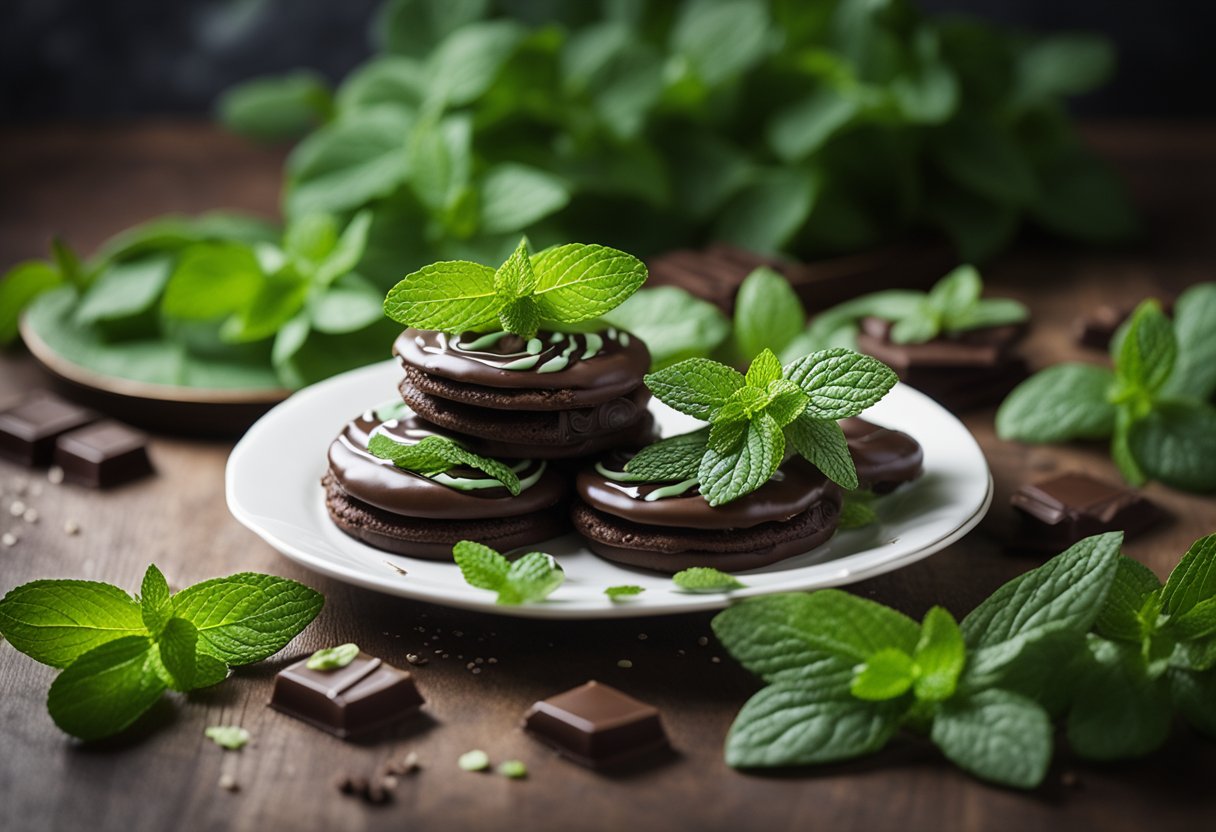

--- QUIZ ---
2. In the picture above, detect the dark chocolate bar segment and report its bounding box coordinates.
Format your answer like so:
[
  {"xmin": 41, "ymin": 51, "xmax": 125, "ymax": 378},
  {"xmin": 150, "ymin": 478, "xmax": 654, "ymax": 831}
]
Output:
[
  {"xmin": 270, "ymin": 652, "xmax": 424, "ymax": 738},
  {"xmin": 53, "ymin": 420, "xmax": 154, "ymax": 487},
  {"xmin": 522, "ymin": 680, "xmax": 669, "ymax": 768},
  {"xmin": 1011, "ymin": 472, "xmax": 1164, "ymax": 551},
  {"xmin": 0, "ymin": 391, "xmax": 98, "ymax": 466}
]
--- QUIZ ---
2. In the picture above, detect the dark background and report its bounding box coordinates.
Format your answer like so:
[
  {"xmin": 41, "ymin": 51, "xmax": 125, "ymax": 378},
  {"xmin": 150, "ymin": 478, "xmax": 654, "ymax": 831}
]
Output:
[{"xmin": 1, "ymin": 0, "xmax": 1211, "ymax": 122}]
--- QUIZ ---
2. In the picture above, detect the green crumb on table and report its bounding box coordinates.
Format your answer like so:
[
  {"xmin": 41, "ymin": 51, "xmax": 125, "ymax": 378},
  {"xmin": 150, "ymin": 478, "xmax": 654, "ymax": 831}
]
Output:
[
  {"xmin": 604, "ymin": 585, "xmax": 645, "ymax": 600},
  {"xmin": 672, "ymin": 567, "xmax": 745, "ymax": 593},
  {"xmin": 205, "ymin": 726, "xmax": 250, "ymax": 750},
  {"xmin": 498, "ymin": 760, "xmax": 527, "ymax": 779},
  {"xmin": 306, "ymin": 643, "xmax": 360, "ymax": 670},
  {"xmin": 458, "ymin": 750, "xmax": 491, "ymax": 772}
]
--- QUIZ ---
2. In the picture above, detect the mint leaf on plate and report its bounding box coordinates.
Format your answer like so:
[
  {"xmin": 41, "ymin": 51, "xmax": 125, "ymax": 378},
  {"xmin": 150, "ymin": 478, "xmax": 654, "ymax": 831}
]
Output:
[
  {"xmin": 452, "ymin": 541, "xmax": 563, "ymax": 605},
  {"xmin": 622, "ymin": 429, "xmax": 707, "ymax": 482},
  {"xmin": 673, "ymin": 567, "xmax": 744, "ymax": 593},
  {"xmin": 697, "ymin": 413, "xmax": 784, "ymax": 506},
  {"xmin": 604, "ymin": 585, "xmax": 645, "ymax": 601},
  {"xmin": 645, "ymin": 359, "xmax": 745, "ymax": 420},
  {"xmin": 786, "ymin": 415, "xmax": 858, "ymax": 490},
  {"xmin": 452, "ymin": 540, "xmax": 511, "ymax": 591}
]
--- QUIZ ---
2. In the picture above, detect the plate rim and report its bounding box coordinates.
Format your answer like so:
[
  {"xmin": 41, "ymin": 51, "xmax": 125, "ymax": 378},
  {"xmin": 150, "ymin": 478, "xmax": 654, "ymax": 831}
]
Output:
[{"xmin": 226, "ymin": 360, "xmax": 993, "ymax": 619}]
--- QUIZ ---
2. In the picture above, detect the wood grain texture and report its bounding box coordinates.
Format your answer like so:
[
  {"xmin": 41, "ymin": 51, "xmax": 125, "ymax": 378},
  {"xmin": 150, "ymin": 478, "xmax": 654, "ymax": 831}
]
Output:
[{"xmin": 2, "ymin": 121, "xmax": 1216, "ymax": 832}]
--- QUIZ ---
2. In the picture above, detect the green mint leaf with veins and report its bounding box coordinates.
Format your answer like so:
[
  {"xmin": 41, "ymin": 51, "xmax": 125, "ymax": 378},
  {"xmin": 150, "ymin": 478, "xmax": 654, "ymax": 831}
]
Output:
[
  {"xmin": 931, "ymin": 689, "xmax": 1052, "ymax": 788},
  {"xmin": 368, "ymin": 433, "xmax": 522, "ymax": 495},
  {"xmin": 926, "ymin": 264, "xmax": 981, "ymax": 330},
  {"xmin": 645, "ymin": 358, "xmax": 745, "ymax": 420},
  {"xmin": 140, "ymin": 564, "xmax": 172, "ymax": 637},
  {"xmin": 452, "ymin": 541, "xmax": 563, "ymax": 605},
  {"xmin": 314, "ymin": 210, "xmax": 372, "ymax": 287},
  {"xmin": 528, "ymin": 242, "xmax": 647, "ymax": 323},
  {"xmin": 494, "ymin": 236, "xmax": 537, "ymax": 300},
  {"xmin": 707, "ymin": 416, "xmax": 747, "ymax": 455},
  {"xmin": 850, "ymin": 648, "xmax": 915, "ymax": 701},
  {"xmin": 698, "ymin": 413, "xmax": 784, "ymax": 506},
  {"xmin": 787, "ymin": 415, "xmax": 859, "ymax": 490},
  {"xmin": 764, "ymin": 381, "xmax": 808, "ymax": 427},
  {"xmin": 1094, "ymin": 557, "xmax": 1162, "ymax": 643},
  {"xmin": 306, "ymin": 643, "xmax": 360, "ymax": 671},
  {"xmin": 1170, "ymin": 667, "xmax": 1216, "ymax": 738},
  {"xmin": 913, "ymin": 606, "xmax": 966, "ymax": 702},
  {"xmin": 996, "ymin": 363, "xmax": 1117, "ymax": 442},
  {"xmin": 605, "ymin": 585, "xmax": 645, "ymax": 600},
  {"xmin": 1161, "ymin": 534, "xmax": 1216, "ymax": 619},
  {"xmin": 498, "ymin": 296, "xmax": 541, "ymax": 340},
  {"xmin": 1127, "ymin": 400, "xmax": 1216, "ymax": 493},
  {"xmin": 623, "ymin": 429, "xmax": 707, "ymax": 481},
  {"xmin": 0, "ymin": 580, "xmax": 144, "ymax": 668},
  {"xmin": 155, "ymin": 617, "xmax": 203, "ymax": 692},
  {"xmin": 673, "ymin": 567, "xmax": 744, "ymax": 593},
  {"xmin": 384, "ymin": 260, "xmax": 499, "ymax": 332},
  {"xmin": 1160, "ymin": 282, "xmax": 1216, "ymax": 400},
  {"xmin": 733, "ymin": 267, "xmax": 806, "ymax": 362},
  {"xmin": 1067, "ymin": 637, "xmax": 1173, "ymax": 760},
  {"xmin": 46, "ymin": 636, "xmax": 167, "ymax": 742},
  {"xmin": 961, "ymin": 531, "xmax": 1122, "ymax": 685},
  {"xmin": 783, "ymin": 349, "xmax": 898, "ymax": 421},
  {"xmin": 1113, "ymin": 300, "xmax": 1176, "ymax": 401},
  {"xmin": 744, "ymin": 348, "xmax": 783, "ymax": 387},
  {"xmin": 205, "ymin": 725, "xmax": 251, "ymax": 750},
  {"xmin": 169, "ymin": 573, "xmax": 323, "ymax": 666}
]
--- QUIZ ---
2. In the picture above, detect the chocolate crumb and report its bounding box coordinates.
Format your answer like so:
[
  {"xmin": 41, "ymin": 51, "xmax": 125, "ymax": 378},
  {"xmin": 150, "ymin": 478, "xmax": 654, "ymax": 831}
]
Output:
[
  {"xmin": 9, "ymin": 500, "xmax": 26, "ymax": 517},
  {"xmin": 2, "ymin": 532, "xmax": 17, "ymax": 547},
  {"xmin": 405, "ymin": 653, "xmax": 428, "ymax": 666},
  {"xmin": 617, "ymin": 659, "xmax": 633, "ymax": 668},
  {"xmin": 382, "ymin": 775, "xmax": 399, "ymax": 789},
  {"xmin": 47, "ymin": 466, "xmax": 65, "ymax": 485},
  {"xmin": 697, "ymin": 636, "xmax": 709, "ymax": 647},
  {"xmin": 218, "ymin": 774, "xmax": 239, "ymax": 792},
  {"xmin": 23, "ymin": 508, "xmax": 38, "ymax": 523},
  {"xmin": 64, "ymin": 520, "xmax": 80, "ymax": 535}
]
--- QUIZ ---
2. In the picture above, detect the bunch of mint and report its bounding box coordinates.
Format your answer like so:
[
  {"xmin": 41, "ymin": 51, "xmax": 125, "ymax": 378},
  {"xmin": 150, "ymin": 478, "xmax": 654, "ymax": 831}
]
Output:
[
  {"xmin": 638, "ymin": 346, "xmax": 896, "ymax": 504},
  {"xmin": 4, "ymin": 210, "xmax": 400, "ymax": 392},
  {"xmin": 0, "ymin": 567, "xmax": 323, "ymax": 740},
  {"xmin": 383, "ymin": 237, "xmax": 646, "ymax": 338},
  {"xmin": 217, "ymin": 0, "xmax": 1133, "ymax": 279},
  {"xmin": 997, "ymin": 287, "xmax": 1216, "ymax": 493},
  {"xmin": 713, "ymin": 532, "xmax": 1216, "ymax": 788}
]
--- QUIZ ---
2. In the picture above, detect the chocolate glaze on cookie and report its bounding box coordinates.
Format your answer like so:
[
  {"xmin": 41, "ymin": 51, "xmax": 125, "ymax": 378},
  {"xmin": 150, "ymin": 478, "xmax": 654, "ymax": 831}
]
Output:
[
  {"xmin": 842, "ymin": 418, "xmax": 924, "ymax": 493},
  {"xmin": 394, "ymin": 328, "xmax": 650, "ymax": 402},
  {"xmin": 571, "ymin": 456, "xmax": 842, "ymax": 574}
]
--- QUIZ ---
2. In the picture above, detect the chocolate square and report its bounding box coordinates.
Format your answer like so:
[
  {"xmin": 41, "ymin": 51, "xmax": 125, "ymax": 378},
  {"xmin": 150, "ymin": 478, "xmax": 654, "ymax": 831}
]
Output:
[
  {"xmin": 53, "ymin": 420, "xmax": 154, "ymax": 488},
  {"xmin": 270, "ymin": 652, "xmax": 424, "ymax": 738},
  {"xmin": 0, "ymin": 391, "xmax": 98, "ymax": 466},
  {"xmin": 1011, "ymin": 472, "xmax": 1164, "ymax": 551},
  {"xmin": 523, "ymin": 680, "xmax": 669, "ymax": 768}
]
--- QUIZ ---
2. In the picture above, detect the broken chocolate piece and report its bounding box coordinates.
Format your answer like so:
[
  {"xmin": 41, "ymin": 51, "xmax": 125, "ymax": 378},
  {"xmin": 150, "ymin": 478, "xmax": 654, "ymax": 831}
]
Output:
[
  {"xmin": 0, "ymin": 391, "xmax": 98, "ymax": 467},
  {"xmin": 53, "ymin": 420, "xmax": 153, "ymax": 488},
  {"xmin": 270, "ymin": 651, "xmax": 424, "ymax": 738},
  {"xmin": 842, "ymin": 418, "xmax": 924, "ymax": 493},
  {"xmin": 522, "ymin": 680, "xmax": 669, "ymax": 768},
  {"xmin": 1011, "ymin": 472, "xmax": 1164, "ymax": 551}
]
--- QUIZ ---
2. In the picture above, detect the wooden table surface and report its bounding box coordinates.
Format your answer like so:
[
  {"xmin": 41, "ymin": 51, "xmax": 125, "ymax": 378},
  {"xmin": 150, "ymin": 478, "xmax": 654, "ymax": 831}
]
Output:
[{"xmin": 2, "ymin": 122, "xmax": 1215, "ymax": 832}]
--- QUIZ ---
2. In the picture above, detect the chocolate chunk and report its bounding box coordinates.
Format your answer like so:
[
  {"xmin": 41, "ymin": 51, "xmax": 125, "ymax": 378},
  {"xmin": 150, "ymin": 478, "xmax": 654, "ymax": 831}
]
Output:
[
  {"xmin": 522, "ymin": 681, "xmax": 670, "ymax": 768},
  {"xmin": 270, "ymin": 652, "xmax": 424, "ymax": 738},
  {"xmin": 53, "ymin": 419, "xmax": 153, "ymax": 487},
  {"xmin": 0, "ymin": 391, "xmax": 98, "ymax": 466},
  {"xmin": 1011, "ymin": 472, "xmax": 1165, "ymax": 551}
]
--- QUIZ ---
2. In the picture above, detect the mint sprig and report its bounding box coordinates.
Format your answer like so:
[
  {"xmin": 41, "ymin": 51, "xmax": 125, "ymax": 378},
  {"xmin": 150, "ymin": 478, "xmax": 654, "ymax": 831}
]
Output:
[
  {"xmin": 384, "ymin": 238, "xmax": 646, "ymax": 339},
  {"xmin": 368, "ymin": 433, "xmax": 522, "ymax": 495},
  {"xmin": 604, "ymin": 585, "xmax": 645, "ymax": 601},
  {"xmin": 0, "ymin": 566, "xmax": 323, "ymax": 741},
  {"xmin": 673, "ymin": 567, "xmax": 745, "ymax": 593},
  {"xmin": 451, "ymin": 541, "xmax": 564, "ymax": 605},
  {"xmin": 998, "ymin": 293, "xmax": 1216, "ymax": 492},
  {"xmin": 642, "ymin": 347, "xmax": 896, "ymax": 504},
  {"xmin": 713, "ymin": 532, "xmax": 1129, "ymax": 788}
]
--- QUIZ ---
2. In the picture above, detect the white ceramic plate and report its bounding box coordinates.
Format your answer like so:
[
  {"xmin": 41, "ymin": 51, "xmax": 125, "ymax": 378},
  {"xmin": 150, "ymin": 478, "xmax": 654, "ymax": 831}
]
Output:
[{"xmin": 226, "ymin": 360, "xmax": 992, "ymax": 619}]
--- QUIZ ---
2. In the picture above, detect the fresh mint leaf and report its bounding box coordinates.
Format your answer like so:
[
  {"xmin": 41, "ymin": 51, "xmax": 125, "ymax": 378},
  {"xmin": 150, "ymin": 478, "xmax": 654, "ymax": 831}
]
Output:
[
  {"xmin": 1168, "ymin": 599, "xmax": 1216, "ymax": 642},
  {"xmin": 604, "ymin": 585, "xmax": 645, "ymax": 601},
  {"xmin": 733, "ymin": 268, "xmax": 806, "ymax": 362},
  {"xmin": 1128, "ymin": 401, "xmax": 1216, "ymax": 493},
  {"xmin": 452, "ymin": 540, "xmax": 510, "ymax": 591},
  {"xmin": 424, "ymin": 20, "xmax": 524, "ymax": 107},
  {"xmin": 408, "ymin": 113, "xmax": 473, "ymax": 214},
  {"xmin": 698, "ymin": 413, "xmax": 784, "ymax": 506},
  {"xmin": 0, "ymin": 260, "xmax": 62, "ymax": 343},
  {"xmin": 218, "ymin": 70, "xmax": 332, "ymax": 142},
  {"xmin": 913, "ymin": 606, "xmax": 966, "ymax": 702},
  {"xmin": 1160, "ymin": 283, "xmax": 1216, "ymax": 400},
  {"xmin": 205, "ymin": 725, "xmax": 251, "ymax": 750},
  {"xmin": 1016, "ymin": 33, "xmax": 1114, "ymax": 101},
  {"xmin": 310, "ymin": 273, "xmax": 385, "ymax": 335},
  {"xmin": 768, "ymin": 87, "xmax": 858, "ymax": 163},
  {"xmin": 786, "ymin": 415, "xmax": 859, "ymax": 490},
  {"xmin": 1094, "ymin": 557, "xmax": 1162, "ymax": 643},
  {"xmin": 170, "ymin": 574, "xmax": 323, "ymax": 666},
  {"xmin": 673, "ymin": 567, "xmax": 744, "ymax": 593},
  {"xmin": 530, "ymin": 243, "xmax": 647, "ymax": 324},
  {"xmin": 306, "ymin": 643, "xmax": 360, "ymax": 671},
  {"xmin": 713, "ymin": 594, "xmax": 859, "ymax": 685},
  {"xmin": 139, "ymin": 565, "xmax": 172, "ymax": 637},
  {"xmin": 1114, "ymin": 300, "xmax": 1176, "ymax": 397},
  {"xmin": 314, "ymin": 211, "xmax": 373, "ymax": 287},
  {"xmin": 927, "ymin": 264, "xmax": 982, "ymax": 325},
  {"xmin": 480, "ymin": 164, "xmax": 570, "ymax": 235},
  {"xmin": 46, "ymin": 636, "xmax": 167, "ymax": 742},
  {"xmin": 838, "ymin": 497, "xmax": 878, "ymax": 529},
  {"xmin": 623, "ymin": 429, "xmax": 708, "ymax": 481},
  {"xmin": 601, "ymin": 286, "xmax": 730, "ymax": 370},
  {"xmin": 671, "ymin": 0, "xmax": 771, "ymax": 86},
  {"xmin": 74, "ymin": 257, "xmax": 172, "ymax": 328},
  {"xmin": 497, "ymin": 552, "xmax": 565, "ymax": 605},
  {"xmin": 707, "ymin": 414, "xmax": 747, "ymax": 454},
  {"xmin": 995, "ymin": 363, "xmax": 1117, "ymax": 442},
  {"xmin": 851, "ymin": 648, "xmax": 916, "ymax": 701},
  {"xmin": 1169, "ymin": 667, "xmax": 1216, "ymax": 738},
  {"xmin": 497, "ymin": 297, "xmax": 541, "ymax": 340},
  {"xmin": 783, "ymin": 349, "xmax": 898, "ymax": 421},
  {"xmin": 284, "ymin": 214, "xmax": 338, "ymax": 265},
  {"xmin": 744, "ymin": 348, "xmax": 783, "ymax": 388},
  {"xmin": 1161, "ymin": 534, "xmax": 1216, "ymax": 618},
  {"xmin": 961, "ymin": 532, "xmax": 1122, "ymax": 684},
  {"xmin": 1067, "ymin": 637, "xmax": 1173, "ymax": 760},
  {"xmin": 948, "ymin": 297, "xmax": 1028, "ymax": 331},
  {"xmin": 494, "ymin": 237, "xmax": 537, "ymax": 300},
  {"xmin": 0, "ymin": 580, "xmax": 145, "ymax": 668},
  {"xmin": 458, "ymin": 749, "xmax": 491, "ymax": 772},
  {"xmin": 368, "ymin": 433, "xmax": 521, "ymax": 495},
  {"xmin": 383, "ymin": 260, "xmax": 499, "ymax": 332},
  {"xmin": 931, "ymin": 689, "xmax": 1052, "ymax": 789},
  {"xmin": 161, "ymin": 242, "xmax": 263, "ymax": 320},
  {"xmin": 1111, "ymin": 408, "xmax": 1147, "ymax": 487},
  {"xmin": 715, "ymin": 169, "xmax": 817, "ymax": 254},
  {"xmin": 374, "ymin": 0, "xmax": 488, "ymax": 59},
  {"xmin": 888, "ymin": 309, "xmax": 940, "ymax": 345},
  {"xmin": 725, "ymin": 682, "xmax": 904, "ymax": 768},
  {"xmin": 156, "ymin": 617, "xmax": 202, "ymax": 692},
  {"xmin": 645, "ymin": 359, "xmax": 744, "ymax": 420}
]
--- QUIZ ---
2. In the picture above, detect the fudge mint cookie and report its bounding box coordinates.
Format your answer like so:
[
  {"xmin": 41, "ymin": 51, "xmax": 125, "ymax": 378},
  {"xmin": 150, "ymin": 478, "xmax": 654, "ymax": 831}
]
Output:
[{"xmin": 324, "ymin": 404, "xmax": 568, "ymax": 559}]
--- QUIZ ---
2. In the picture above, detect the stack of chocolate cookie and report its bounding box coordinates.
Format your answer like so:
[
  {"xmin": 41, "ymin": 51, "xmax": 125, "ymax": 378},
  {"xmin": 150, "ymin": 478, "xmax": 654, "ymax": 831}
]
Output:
[{"xmin": 323, "ymin": 327, "xmax": 654, "ymax": 559}]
